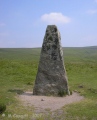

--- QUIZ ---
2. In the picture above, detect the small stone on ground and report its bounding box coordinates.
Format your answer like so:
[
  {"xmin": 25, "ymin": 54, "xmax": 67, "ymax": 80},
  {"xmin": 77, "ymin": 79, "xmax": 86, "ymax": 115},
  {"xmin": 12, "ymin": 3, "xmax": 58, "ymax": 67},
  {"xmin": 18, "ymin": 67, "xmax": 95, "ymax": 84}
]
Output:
[{"xmin": 18, "ymin": 92, "xmax": 84, "ymax": 112}]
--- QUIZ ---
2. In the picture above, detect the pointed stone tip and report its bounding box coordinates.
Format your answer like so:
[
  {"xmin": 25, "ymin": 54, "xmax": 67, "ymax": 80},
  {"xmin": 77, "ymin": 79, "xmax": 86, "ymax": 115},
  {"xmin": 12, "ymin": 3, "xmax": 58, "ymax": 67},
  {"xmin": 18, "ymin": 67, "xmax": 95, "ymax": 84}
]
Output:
[
  {"xmin": 47, "ymin": 25, "xmax": 57, "ymax": 29},
  {"xmin": 46, "ymin": 25, "xmax": 58, "ymax": 33}
]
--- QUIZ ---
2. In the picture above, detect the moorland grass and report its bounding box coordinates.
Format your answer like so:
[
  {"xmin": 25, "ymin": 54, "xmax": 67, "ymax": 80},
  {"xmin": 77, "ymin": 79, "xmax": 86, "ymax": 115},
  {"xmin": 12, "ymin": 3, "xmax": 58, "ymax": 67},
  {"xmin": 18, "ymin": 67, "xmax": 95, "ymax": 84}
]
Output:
[{"xmin": 0, "ymin": 47, "xmax": 97, "ymax": 120}]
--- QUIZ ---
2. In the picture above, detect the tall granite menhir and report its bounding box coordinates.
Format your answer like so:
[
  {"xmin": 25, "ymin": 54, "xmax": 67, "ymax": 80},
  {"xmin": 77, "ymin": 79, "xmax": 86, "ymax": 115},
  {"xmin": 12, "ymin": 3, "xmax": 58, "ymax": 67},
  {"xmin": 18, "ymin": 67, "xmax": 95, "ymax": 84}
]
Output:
[{"xmin": 33, "ymin": 25, "xmax": 69, "ymax": 96}]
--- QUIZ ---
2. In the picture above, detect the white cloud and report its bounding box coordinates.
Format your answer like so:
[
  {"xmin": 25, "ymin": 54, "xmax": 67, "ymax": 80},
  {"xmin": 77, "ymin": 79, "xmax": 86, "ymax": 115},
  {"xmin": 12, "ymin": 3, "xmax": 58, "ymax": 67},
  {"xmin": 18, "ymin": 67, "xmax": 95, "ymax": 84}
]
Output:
[
  {"xmin": 41, "ymin": 12, "xmax": 71, "ymax": 24},
  {"xmin": 87, "ymin": 10, "xmax": 97, "ymax": 14},
  {"xmin": 0, "ymin": 23, "xmax": 6, "ymax": 27}
]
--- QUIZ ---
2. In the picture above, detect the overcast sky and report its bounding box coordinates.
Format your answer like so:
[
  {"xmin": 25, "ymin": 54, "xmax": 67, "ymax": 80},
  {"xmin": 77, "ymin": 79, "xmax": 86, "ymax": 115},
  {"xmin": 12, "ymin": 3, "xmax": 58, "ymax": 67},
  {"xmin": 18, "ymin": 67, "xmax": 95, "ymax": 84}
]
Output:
[{"xmin": 0, "ymin": 0, "xmax": 97, "ymax": 48}]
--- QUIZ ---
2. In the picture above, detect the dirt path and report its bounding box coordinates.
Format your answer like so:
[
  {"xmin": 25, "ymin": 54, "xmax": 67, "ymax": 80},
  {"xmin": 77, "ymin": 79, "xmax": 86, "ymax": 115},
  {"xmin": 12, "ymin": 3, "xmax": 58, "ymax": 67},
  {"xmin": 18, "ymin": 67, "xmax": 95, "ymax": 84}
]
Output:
[{"xmin": 18, "ymin": 92, "xmax": 84, "ymax": 112}]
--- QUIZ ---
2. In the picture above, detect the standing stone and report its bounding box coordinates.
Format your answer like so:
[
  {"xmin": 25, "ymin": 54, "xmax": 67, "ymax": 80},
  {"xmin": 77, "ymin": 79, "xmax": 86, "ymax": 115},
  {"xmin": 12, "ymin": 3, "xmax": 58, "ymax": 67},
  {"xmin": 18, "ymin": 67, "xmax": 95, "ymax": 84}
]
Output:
[{"xmin": 33, "ymin": 25, "xmax": 69, "ymax": 96}]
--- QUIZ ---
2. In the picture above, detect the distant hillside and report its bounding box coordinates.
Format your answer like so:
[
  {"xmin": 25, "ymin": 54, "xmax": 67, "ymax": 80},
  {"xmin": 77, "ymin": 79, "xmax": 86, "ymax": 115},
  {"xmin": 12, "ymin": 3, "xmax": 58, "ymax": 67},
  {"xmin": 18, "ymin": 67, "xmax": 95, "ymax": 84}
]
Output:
[
  {"xmin": 86, "ymin": 46, "xmax": 97, "ymax": 48},
  {"xmin": 63, "ymin": 46, "xmax": 97, "ymax": 62},
  {"xmin": 0, "ymin": 46, "xmax": 97, "ymax": 62}
]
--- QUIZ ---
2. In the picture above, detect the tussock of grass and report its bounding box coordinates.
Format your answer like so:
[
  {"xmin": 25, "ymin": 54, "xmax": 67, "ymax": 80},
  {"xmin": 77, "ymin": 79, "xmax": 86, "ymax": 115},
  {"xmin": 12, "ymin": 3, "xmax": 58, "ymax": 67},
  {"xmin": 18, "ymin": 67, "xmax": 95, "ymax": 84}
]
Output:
[
  {"xmin": 58, "ymin": 90, "xmax": 67, "ymax": 97},
  {"xmin": 0, "ymin": 103, "xmax": 6, "ymax": 114}
]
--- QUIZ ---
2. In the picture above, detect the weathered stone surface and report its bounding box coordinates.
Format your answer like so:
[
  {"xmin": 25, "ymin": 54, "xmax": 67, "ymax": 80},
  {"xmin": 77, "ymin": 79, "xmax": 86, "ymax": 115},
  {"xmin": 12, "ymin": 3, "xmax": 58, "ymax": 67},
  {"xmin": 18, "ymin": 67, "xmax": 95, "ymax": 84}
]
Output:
[{"xmin": 33, "ymin": 25, "xmax": 69, "ymax": 96}]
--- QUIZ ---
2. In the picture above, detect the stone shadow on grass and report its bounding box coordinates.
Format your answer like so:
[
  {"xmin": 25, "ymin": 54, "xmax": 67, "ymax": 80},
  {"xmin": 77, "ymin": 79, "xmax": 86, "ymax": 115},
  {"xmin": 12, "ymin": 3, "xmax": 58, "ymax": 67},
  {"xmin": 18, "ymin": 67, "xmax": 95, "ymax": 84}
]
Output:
[
  {"xmin": 8, "ymin": 89, "xmax": 24, "ymax": 95},
  {"xmin": 22, "ymin": 92, "xmax": 33, "ymax": 96}
]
